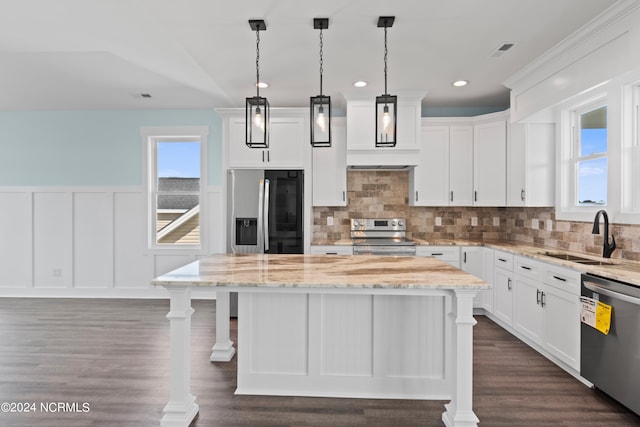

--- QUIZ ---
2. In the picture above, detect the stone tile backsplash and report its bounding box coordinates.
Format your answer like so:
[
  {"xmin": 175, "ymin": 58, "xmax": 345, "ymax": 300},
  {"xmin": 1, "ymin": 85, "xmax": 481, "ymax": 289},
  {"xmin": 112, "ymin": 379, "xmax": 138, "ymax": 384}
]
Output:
[{"xmin": 313, "ymin": 171, "xmax": 640, "ymax": 261}]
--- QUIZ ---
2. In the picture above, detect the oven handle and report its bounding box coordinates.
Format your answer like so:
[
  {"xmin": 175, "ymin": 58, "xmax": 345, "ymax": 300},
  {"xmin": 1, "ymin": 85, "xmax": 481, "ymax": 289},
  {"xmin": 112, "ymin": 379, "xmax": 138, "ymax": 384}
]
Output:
[{"xmin": 584, "ymin": 281, "xmax": 640, "ymax": 307}]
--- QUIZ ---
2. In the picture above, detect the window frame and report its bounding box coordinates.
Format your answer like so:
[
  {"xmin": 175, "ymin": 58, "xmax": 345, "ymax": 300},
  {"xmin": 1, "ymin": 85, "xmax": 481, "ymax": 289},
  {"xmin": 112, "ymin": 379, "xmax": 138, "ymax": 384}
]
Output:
[
  {"xmin": 141, "ymin": 126, "xmax": 208, "ymax": 253},
  {"xmin": 573, "ymin": 103, "xmax": 608, "ymax": 207}
]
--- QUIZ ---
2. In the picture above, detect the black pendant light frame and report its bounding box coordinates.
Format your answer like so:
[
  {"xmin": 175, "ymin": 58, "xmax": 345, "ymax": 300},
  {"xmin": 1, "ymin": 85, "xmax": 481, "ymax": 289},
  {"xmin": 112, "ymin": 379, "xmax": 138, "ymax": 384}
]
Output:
[
  {"xmin": 375, "ymin": 16, "xmax": 397, "ymax": 147},
  {"xmin": 310, "ymin": 18, "xmax": 331, "ymax": 147},
  {"xmin": 246, "ymin": 19, "xmax": 269, "ymax": 148}
]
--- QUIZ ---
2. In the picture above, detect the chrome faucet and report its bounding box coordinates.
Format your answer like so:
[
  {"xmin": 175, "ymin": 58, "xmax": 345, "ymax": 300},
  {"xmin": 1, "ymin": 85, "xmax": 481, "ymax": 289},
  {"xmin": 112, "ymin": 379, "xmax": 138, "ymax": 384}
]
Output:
[{"xmin": 592, "ymin": 209, "xmax": 616, "ymax": 258}]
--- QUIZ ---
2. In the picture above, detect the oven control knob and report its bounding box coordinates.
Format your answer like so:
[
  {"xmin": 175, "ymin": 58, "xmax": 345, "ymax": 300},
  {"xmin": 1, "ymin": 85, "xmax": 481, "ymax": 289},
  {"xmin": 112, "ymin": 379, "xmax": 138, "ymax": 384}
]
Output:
[
  {"xmin": 391, "ymin": 220, "xmax": 397, "ymax": 226},
  {"xmin": 398, "ymin": 219, "xmax": 405, "ymax": 227},
  {"xmin": 353, "ymin": 220, "xmax": 360, "ymax": 227}
]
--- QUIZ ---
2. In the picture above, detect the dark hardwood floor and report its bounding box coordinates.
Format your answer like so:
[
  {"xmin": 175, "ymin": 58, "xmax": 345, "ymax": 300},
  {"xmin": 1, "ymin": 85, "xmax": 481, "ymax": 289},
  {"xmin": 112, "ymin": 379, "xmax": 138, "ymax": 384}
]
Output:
[{"xmin": 0, "ymin": 298, "xmax": 637, "ymax": 426}]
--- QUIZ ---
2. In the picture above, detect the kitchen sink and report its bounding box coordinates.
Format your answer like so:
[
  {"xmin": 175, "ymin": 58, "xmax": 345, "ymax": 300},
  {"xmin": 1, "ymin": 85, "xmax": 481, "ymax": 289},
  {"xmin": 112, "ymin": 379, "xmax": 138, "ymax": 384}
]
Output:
[{"xmin": 537, "ymin": 251, "xmax": 614, "ymax": 265}]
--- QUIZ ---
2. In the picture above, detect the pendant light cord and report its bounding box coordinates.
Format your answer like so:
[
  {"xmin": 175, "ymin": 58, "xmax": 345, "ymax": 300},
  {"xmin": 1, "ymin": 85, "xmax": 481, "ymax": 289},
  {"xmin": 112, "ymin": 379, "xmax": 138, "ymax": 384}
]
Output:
[
  {"xmin": 256, "ymin": 29, "xmax": 261, "ymax": 97},
  {"xmin": 383, "ymin": 25, "xmax": 388, "ymax": 96},
  {"xmin": 319, "ymin": 27, "xmax": 324, "ymax": 96}
]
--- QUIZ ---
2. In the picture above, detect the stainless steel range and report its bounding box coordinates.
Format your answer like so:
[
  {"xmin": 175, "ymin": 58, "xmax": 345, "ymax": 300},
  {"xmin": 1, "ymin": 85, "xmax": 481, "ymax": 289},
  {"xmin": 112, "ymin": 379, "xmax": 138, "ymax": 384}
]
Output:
[{"xmin": 350, "ymin": 218, "xmax": 416, "ymax": 256}]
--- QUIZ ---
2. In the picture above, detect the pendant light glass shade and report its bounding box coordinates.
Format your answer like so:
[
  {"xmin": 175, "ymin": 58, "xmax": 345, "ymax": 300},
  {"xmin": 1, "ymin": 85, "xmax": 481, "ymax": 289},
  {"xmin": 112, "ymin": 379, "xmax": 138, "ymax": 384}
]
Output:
[
  {"xmin": 311, "ymin": 95, "xmax": 331, "ymax": 146},
  {"xmin": 246, "ymin": 19, "xmax": 269, "ymax": 148},
  {"xmin": 246, "ymin": 96, "xmax": 269, "ymax": 148},
  {"xmin": 310, "ymin": 18, "xmax": 331, "ymax": 147},
  {"xmin": 375, "ymin": 16, "xmax": 397, "ymax": 147},
  {"xmin": 375, "ymin": 94, "xmax": 397, "ymax": 147}
]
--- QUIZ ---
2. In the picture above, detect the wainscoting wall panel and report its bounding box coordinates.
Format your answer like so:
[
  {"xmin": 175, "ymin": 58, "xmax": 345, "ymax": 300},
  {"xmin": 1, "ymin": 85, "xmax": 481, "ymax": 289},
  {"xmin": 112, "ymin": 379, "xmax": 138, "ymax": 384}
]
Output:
[{"xmin": 0, "ymin": 186, "xmax": 224, "ymax": 298}]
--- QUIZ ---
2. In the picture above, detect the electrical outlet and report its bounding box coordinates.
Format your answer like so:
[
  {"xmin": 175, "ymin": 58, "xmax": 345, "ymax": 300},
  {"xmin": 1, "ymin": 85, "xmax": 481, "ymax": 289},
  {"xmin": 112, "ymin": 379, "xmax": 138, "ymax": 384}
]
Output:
[
  {"xmin": 546, "ymin": 219, "xmax": 553, "ymax": 231},
  {"xmin": 471, "ymin": 217, "xmax": 478, "ymax": 226},
  {"xmin": 493, "ymin": 217, "xmax": 500, "ymax": 226},
  {"xmin": 435, "ymin": 217, "xmax": 442, "ymax": 226},
  {"xmin": 52, "ymin": 268, "xmax": 62, "ymax": 277},
  {"xmin": 327, "ymin": 216, "xmax": 334, "ymax": 226},
  {"xmin": 531, "ymin": 219, "xmax": 539, "ymax": 229}
]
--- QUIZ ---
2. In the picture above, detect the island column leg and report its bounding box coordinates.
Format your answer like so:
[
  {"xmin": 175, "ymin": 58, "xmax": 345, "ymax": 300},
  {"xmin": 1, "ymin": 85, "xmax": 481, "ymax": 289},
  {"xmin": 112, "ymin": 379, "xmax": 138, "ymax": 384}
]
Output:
[
  {"xmin": 442, "ymin": 289, "xmax": 479, "ymax": 427},
  {"xmin": 210, "ymin": 290, "xmax": 236, "ymax": 362},
  {"xmin": 161, "ymin": 286, "xmax": 199, "ymax": 427}
]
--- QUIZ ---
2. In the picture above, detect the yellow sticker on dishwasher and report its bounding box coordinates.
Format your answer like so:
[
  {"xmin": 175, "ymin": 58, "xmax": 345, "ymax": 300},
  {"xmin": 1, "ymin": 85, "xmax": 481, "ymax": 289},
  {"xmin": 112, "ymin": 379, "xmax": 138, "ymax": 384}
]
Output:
[{"xmin": 595, "ymin": 301, "xmax": 612, "ymax": 335}]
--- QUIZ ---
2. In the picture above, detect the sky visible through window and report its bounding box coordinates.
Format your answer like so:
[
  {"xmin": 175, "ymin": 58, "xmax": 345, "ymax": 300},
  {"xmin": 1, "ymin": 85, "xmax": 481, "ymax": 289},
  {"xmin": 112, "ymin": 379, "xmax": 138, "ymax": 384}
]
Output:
[
  {"xmin": 157, "ymin": 141, "xmax": 201, "ymax": 178},
  {"xmin": 578, "ymin": 128, "xmax": 607, "ymax": 205}
]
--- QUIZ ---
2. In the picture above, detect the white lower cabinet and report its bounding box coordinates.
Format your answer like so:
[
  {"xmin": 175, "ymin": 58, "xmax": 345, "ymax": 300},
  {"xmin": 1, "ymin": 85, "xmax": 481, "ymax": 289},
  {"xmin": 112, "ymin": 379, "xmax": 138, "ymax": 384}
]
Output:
[
  {"xmin": 493, "ymin": 251, "xmax": 514, "ymax": 325},
  {"xmin": 460, "ymin": 246, "xmax": 485, "ymax": 308},
  {"xmin": 509, "ymin": 255, "xmax": 580, "ymax": 371}
]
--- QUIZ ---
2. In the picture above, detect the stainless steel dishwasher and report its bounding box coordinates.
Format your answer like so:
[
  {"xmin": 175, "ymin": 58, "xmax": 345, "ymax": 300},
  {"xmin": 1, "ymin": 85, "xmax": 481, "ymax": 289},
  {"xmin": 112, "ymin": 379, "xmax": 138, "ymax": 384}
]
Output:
[{"xmin": 580, "ymin": 273, "xmax": 640, "ymax": 415}]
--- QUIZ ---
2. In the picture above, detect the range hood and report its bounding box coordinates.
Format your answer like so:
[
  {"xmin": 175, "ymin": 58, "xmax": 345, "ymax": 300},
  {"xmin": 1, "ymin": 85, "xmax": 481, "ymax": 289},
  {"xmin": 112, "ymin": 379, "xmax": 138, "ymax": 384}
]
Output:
[{"xmin": 344, "ymin": 91, "xmax": 424, "ymax": 169}]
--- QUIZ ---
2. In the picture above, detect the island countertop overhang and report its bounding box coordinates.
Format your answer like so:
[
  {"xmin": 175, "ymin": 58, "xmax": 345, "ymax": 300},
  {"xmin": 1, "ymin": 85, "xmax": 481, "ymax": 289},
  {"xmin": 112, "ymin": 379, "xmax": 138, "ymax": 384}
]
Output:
[{"xmin": 151, "ymin": 254, "xmax": 490, "ymax": 291}]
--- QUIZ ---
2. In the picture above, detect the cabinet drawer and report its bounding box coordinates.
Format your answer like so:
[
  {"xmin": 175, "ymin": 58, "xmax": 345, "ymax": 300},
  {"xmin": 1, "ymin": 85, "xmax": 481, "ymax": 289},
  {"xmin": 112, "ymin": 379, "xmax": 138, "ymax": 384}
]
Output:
[
  {"xmin": 544, "ymin": 264, "xmax": 581, "ymax": 295},
  {"xmin": 416, "ymin": 246, "xmax": 460, "ymax": 267},
  {"xmin": 514, "ymin": 256, "xmax": 544, "ymax": 281},
  {"xmin": 494, "ymin": 251, "xmax": 514, "ymax": 271},
  {"xmin": 310, "ymin": 245, "xmax": 353, "ymax": 255}
]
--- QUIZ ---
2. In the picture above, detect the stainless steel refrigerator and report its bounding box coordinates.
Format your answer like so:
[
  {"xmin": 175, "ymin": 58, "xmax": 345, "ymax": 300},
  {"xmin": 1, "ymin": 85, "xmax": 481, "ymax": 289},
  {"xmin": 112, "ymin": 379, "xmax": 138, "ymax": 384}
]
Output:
[{"xmin": 227, "ymin": 169, "xmax": 304, "ymax": 315}]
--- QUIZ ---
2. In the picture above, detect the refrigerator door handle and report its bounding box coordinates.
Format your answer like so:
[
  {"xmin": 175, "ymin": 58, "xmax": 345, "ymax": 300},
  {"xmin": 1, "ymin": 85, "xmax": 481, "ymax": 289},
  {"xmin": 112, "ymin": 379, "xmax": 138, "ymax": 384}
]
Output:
[
  {"xmin": 263, "ymin": 178, "xmax": 270, "ymax": 252},
  {"xmin": 257, "ymin": 179, "xmax": 265, "ymax": 253}
]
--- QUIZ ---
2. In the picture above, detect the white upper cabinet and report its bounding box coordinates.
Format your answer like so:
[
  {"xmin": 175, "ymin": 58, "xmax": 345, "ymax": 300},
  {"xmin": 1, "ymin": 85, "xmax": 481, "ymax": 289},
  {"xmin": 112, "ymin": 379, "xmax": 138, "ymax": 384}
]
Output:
[
  {"xmin": 473, "ymin": 119, "xmax": 507, "ymax": 206},
  {"xmin": 507, "ymin": 123, "xmax": 555, "ymax": 206},
  {"xmin": 313, "ymin": 118, "xmax": 347, "ymax": 206},
  {"xmin": 410, "ymin": 125, "xmax": 473, "ymax": 206},
  {"xmin": 345, "ymin": 93, "xmax": 423, "ymax": 167},
  {"xmin": 221, "ymin": 109, "xmax": 307, "ymax": 169}
]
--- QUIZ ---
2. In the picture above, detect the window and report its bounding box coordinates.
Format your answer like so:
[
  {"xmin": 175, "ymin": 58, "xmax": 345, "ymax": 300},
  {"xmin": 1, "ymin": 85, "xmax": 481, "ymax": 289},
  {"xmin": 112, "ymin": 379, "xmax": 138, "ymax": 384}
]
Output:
[
  {"xmin": 575, "ymin": 105, "xmax": 608, "ymax": 206},
  {"xmin": 142, "ymin": 126, "xmax": 208, "ymax": 250}
]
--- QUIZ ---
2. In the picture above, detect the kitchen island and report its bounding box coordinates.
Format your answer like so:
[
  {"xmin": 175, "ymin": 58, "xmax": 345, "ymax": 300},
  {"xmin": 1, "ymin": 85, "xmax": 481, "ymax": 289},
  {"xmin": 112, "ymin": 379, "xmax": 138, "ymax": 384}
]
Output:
[{"xmin": 152, "ymin": 254, "xmax": 489, "ymax": 427}]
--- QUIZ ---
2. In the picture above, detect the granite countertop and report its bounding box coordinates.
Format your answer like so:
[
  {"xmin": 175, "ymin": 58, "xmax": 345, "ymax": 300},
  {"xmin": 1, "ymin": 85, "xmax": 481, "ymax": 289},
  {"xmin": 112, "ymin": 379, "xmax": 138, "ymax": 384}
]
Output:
[
  {"xmin": 312, "ymin": 239, "xmax": 640, "ymax": 286},
  {"xmin": 152, "ymin": 253, "xmax": 489, "ymax": 290}
]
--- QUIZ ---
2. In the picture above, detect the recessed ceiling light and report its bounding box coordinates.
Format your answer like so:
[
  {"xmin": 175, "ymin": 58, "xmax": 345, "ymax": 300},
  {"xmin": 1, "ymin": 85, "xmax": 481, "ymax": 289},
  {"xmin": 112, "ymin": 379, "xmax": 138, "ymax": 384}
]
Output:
[
  {"xmin": 452, "ymin": 80, "xmax": 469, "ymax": 87},
  {"xmin": 256, "ymin": 82, "xmax": 269, "ymax": 89},
  {"xmin": 353, "ymin": 81, "xmax": 368, "ymax": 88}
]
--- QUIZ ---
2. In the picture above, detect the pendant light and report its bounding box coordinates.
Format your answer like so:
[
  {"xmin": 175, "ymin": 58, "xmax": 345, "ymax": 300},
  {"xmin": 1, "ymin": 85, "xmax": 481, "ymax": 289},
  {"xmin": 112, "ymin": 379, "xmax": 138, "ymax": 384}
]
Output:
[
  {"xmin": 375, "ymin": 16, "xmax": 397, "ymax": 147},
  {"xmin": 310, "ymin": 18, "xmax": 331, "ymax": 147},
  {"xmin": 246, "ymin": 19, "xmax": 269, "ymax": 148}
]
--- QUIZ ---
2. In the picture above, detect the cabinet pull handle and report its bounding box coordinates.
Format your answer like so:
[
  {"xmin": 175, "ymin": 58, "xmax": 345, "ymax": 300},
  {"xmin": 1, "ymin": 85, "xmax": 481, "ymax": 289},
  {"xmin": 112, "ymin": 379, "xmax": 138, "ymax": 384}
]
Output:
[
  {"xmin": 267, "ymin": 151, "xmax": 270, "ymax": 162},
  {"xmin": 450, "ymin": 191, "xmax": 453, "ymax": 202},
  {"xmin": 463, "ymin": 252, "xmax": 467, "ymax": 263},
  {"xmin": 474, "ymin": 191, "xmax": 478, "ymax": 202},
  {"xmin": 520, "ymin": 265, "xmax": 531, "ymax": 271},
  {"xmin": 536, "ymin": 289, "xmax": 541, "ymax": 305},
  {"xmin": 342, "ymin": 191, "xmax": 346, "ymax": 202},
  {"xmin": 431, "ymin": 252, "xmax": 444, "ymax": 256},
  {"xmin": 507, "ymin": 277, "xmax": 512, "ymax": 291},
  {"xmin": 553, "ymin": 275, "xmax": 567, "ymax": 282},
  {"xmin": 521, "ymin": 189, "xmax": 526, "ymax": 201},
  {"xmin": 416, "ymin": 191, "xmax": 419, "ymax": 202},
  {"xmin": 262, "ymin": 151, "xmax": 265, "ymax": 162},
  {"xmin": 541, "ymin": 291, "xmax": 546, "ymax": 307},
  {"xmin": 326, "ymin": 252, "xmax": 338, "ymax": 255},
  {"xmin": 498, "ymin": 258, "xmax": 507, "ymax": 263}
]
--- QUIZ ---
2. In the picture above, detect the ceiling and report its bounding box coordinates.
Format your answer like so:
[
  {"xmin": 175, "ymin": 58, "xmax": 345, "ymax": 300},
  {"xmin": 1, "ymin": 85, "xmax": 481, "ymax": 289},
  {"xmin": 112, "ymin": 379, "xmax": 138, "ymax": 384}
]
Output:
[{"xmin": 0, "ymin": 0, "xmax": 619, "ymax": 112}]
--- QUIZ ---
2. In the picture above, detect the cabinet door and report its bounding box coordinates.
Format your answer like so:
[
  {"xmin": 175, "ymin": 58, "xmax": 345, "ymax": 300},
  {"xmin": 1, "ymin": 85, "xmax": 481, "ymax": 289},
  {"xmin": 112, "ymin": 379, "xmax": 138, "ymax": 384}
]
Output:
[
  {"xmin": 473, "ymin": 120, "xmax": 506, "ymax": 206},
  {"xmin": 228, "ymin": 117, "xmax": 267, "ymax": 168},
  {"xmin": 513, "ymin": 275, "xmax": 544, "ymax": 345},
  {"xmin": 410, "ymin": 126, "xmax": 449, "ymax": 206},
  {"xmin": 461, "ymin": 247, "xmax": 485, "ymax": 308},
  {"xmin": 449, "ymin": 126, "xmax": 474, "ymax": 206},
  {"xmin": 313, "ymin": 119, "xmax": 347, "ymax": 206},
  {"xmin": 508, "ymin": 123, "xmax": 555, "ymax": 207},
  {"xmin": 493, "ymin": 267, "xmax": 513, "ymax": 326},
  {"xmin": 482, "ymin": 249, "xmax": 495, "ymax": 313},
  {"xmin": 542, "ymin": 285, "xmax": 580, "ymax": 370},
  {"xmin": 268, "ymin": 117, "xmax": 305, "ymax": 168},
  {"xmin": 346, "ymin": 102, "xmax": 374, "ymax": 150}
]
